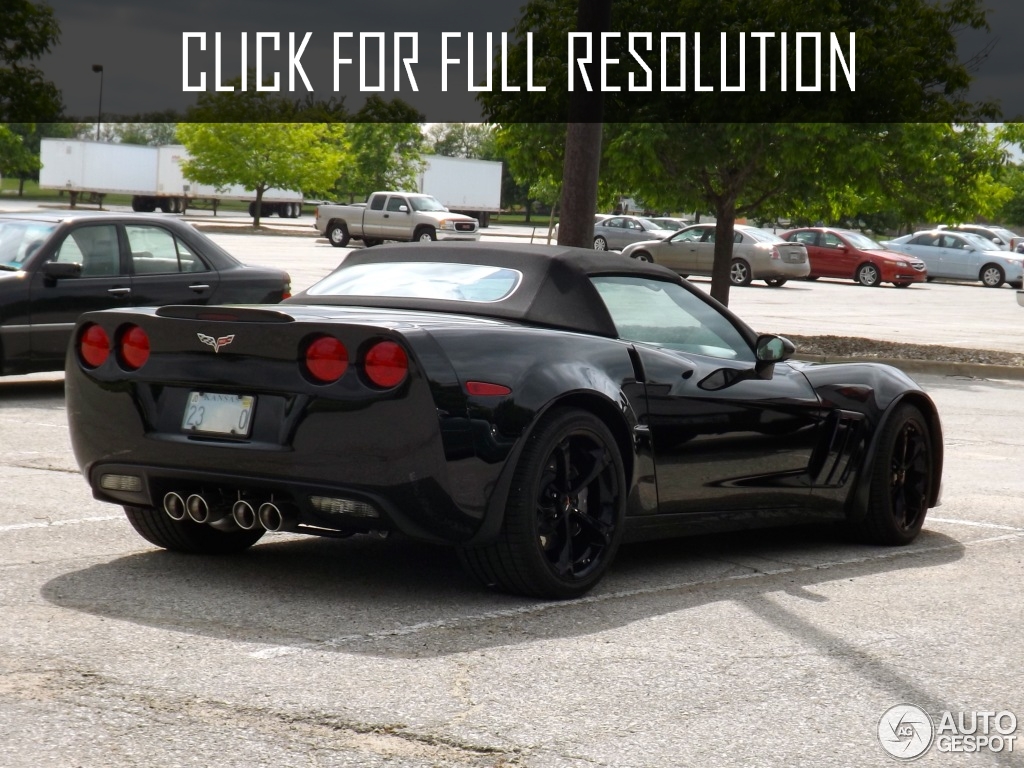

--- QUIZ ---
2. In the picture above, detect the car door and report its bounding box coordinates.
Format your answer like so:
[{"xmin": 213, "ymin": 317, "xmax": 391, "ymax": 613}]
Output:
[
  {"xmin": 360, "ymin": 194, "xmax": 389, "ymax": 239},
  {"xmin": 822, "ymin": 232, "xmax": 857, "ymax": 277},
  {"xmin": 381, "ymin": 195, "xmax": 412, "ymax": 240},
  {"xmin": 938, "ymin": 234, "xmax": 977, "ymax": 280},
  {"xmin": 125, "ymin": 223, "xmax": 221, "ymax": 307},
  {"xmin": 787, "ymin": 231, "xmax": 825, "ymax": 275},
  {"xmin": 656, "ymin": 228, "xmax": 703, "ymax": 272},
  {"xmin": 27, "ymin": 222, "xmax": 131, "ymax": 367},
  {"xmin": 591, "ymin": 275, "xmax": 823, "ymax": 515},
  {"xmin": 599, "ymin": 217, "xmax": 627, "ymax": 250},
  {"xmin": 686, "ymin": 226, "xmax": 716, "ymax": 275},
  {"xmin": 899, "ymin": 234, "xmax": 945, "ymax": 277}
]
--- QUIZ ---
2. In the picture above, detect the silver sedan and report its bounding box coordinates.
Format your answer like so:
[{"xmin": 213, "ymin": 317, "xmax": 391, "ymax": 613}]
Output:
[
  {"xmin": 591, "ymin": 215, "xmax": 676, "ymax": 251},
  {"xmin": 620, "ymin": 223, "xmax": 810, "ymax": 286},
  {"xmin": 882, "ymin": 230, "xmax": 1024, "ymax": 288}
]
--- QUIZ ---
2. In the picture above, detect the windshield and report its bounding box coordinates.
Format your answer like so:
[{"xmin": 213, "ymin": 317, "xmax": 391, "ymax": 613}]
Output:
[
  {"xmin": 841, "ymin": 231, "xmax": 885, "ymax": 250},
  {"xmin": 0, "ymin": 220, "xmax": 57, "ymax": 269},
  {"xmin": 408, "ymin": 196, "xmax": 448, "ymax": 213},
  {"xmin": 961, "ymin": 232, "xmax": 1001, "ymax": 251},
  {"xmin": 307, "ymin": 262, "xmax": 523, "ymax": 303}
]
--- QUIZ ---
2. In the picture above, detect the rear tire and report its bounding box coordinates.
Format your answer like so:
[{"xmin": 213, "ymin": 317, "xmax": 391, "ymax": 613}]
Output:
[
  {"xmin": 123, "ymin": 505, "xmax": 264, "ymax": 554},
  {"xmin": 764, "ymin": 278, "xmax": 788, "ymax": 288},
  {"xmin": 594, "ymin": 236, "xmax": 608, "ymax": 251},
  {"xmin": 852, "ymin": 404, "xmax": 932, "ymax": 546},
  {"xmin": 457, "ymin": 408, "xmax": 626, "ymax": 599},
  {"xmin": 327, "ymin": 222, "xmax": 350, "ymax": 247}
]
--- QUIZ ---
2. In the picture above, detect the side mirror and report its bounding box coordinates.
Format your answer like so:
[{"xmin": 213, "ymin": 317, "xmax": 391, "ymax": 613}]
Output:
[
  {"xmin": 756, "ymin": 334, "xmax": 795, "ymax": 364},
  {"xmin": 42, "ymin": 261, "xmax": 83, "ymax": 280},
  {"xmin": 993, "ymin": 238, "xmax": 1004, "ymax": 245},
  {"xmin": 398, "ymin": 204, "xmax": 409, "ymax": 213}
]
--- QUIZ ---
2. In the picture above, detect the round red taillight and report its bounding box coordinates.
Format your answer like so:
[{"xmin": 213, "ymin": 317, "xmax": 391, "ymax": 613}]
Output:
[
  {"xmin": 79, "ymin": 324, "xmax": 110, "ymax": 368},
  {"xmin": 363, "ymin": 340, "xmax": 408, "ymax": 389},
  {"xmin": 119, "ymin": 324, "xmax": 150, "ymax": 370},
  {"xmin": 304, "ymin": 335, "xmax": 348, "ymax": 383}
]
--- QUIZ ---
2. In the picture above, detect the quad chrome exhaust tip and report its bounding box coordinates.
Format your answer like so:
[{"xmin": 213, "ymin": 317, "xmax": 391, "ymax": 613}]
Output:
[
  {"xmin": 231, "ymin": 499, "xmax": 258, "ymax": 530},
  {"xmin": 163, "ymin": 492, "xmax": 187, "ymax": 522}
]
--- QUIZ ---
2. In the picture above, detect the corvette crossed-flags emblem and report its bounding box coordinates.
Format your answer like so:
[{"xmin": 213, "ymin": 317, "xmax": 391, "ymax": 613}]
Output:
[{"xmin": 197, "ymin": 333, "xmax": 235, "ymax": 353}]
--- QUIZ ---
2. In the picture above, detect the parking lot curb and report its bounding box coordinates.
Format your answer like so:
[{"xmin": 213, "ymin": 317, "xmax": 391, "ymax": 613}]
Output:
[{"xmin": 795, "ymin": 355, "xmax": 1024, "ymax": 381}]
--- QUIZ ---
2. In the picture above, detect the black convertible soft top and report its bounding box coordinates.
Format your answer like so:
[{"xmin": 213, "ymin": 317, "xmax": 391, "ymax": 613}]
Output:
[{"xmin": 288, "ymin": 241, "xmax": 687, "ymax": 337}]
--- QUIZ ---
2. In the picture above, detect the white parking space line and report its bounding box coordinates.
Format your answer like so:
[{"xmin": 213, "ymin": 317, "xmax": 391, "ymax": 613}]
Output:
[
  {"xmin": 0, "ymin": 515, "xmax": 121, "ymax": 533},
  {"xmin": 929, "ymin": 516, "xmax": 1024, "ymax": 532},
  {"xmin": 249, "ymin": 529, "xmax": 1023, "ymax": 659}
]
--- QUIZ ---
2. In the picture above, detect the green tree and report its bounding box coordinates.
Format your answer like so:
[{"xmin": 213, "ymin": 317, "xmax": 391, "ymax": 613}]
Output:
[
  {"xmin": 2, "ymin": 121, "xmax": 79, "ymax": 195},
  {"xmin": 176, "ymin": 123, "xmax": 344, "ymax": 226},
  {"xmin": 0, "ymin": 0, "xmax": 63, "ymax": 121},
  {"xmin": 332, "ymin": 97, "xmax": 426, "ymax": 201},
  {"xmin": 425, "ymin": 123, "xmax": 495, "ymax": 159}
]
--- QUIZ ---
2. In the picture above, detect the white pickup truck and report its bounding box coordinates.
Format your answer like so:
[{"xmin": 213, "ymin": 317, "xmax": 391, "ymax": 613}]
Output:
[{"xmin": 315, "ymin": 192, "xmax": 481, "ymax": 248}]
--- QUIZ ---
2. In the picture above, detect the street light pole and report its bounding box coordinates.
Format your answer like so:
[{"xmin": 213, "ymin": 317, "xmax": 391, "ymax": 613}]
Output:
[{"xmin": 92, "ymin": 64, "xmax": 104, "ymax": 141}]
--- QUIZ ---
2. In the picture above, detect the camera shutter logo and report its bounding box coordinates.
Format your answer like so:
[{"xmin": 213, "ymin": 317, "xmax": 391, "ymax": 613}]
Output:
[{"xmin": 878, "ymin": 704, "xmax": 934, "ymax": 760}]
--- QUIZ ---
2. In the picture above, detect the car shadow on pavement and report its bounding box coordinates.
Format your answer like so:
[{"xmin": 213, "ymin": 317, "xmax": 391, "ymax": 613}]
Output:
[{"xmin": 41, "ymin": 524, "xmax": 964, "ymax": 658}]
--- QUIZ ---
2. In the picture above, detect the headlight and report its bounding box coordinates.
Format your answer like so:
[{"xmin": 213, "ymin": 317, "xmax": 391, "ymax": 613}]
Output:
[
  {"xmin": 438, "ymin": 219, "xmax": 457, "ymax": 231},
  {"xmin": 895, "ymin": 261, "xmax": 908, "ymax": 267}
]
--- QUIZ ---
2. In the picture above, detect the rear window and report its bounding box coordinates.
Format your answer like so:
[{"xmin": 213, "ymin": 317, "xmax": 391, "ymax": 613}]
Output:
[{"xmin": 307, "ymin": 262, "xmax": 523, "ymax": 303}]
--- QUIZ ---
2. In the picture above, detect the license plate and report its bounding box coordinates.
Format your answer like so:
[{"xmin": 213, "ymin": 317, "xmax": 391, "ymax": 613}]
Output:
[{"xmin": 182, "ymin": 392, "xmax": 255, "ymax": 436}]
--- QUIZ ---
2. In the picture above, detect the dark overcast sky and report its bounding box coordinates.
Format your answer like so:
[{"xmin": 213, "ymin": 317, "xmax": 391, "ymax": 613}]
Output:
[{"xmin": 33, "ymin": 0, "xmax": 1024, "ymax": 121}]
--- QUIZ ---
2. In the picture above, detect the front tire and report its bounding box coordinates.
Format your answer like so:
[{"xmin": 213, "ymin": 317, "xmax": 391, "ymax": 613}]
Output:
[
  {"xmin": 123, "ymin": 505, "xmax": 264, "ymax": 554},
  {"xmin": 594, "ymin": 236, "xmax": 608, "ymax": 251},
  {"xmin": 631, "ymin": 251, "xmax": 653, "ymax": 262},
  {"xmin": 415, "ymin": 226, "xmax": 437, "ymax": 242},
  {"xmin": 764, "ymin": 278, "xmax": 787, "ymax": 287},
  {"xmin": 853, "ymin": 404, "xmax": 932, "ymax": 546},
  {"xmin": 327, "ymin": 222, "xmax": 350, "ymax": 247},
  {"xmin": 729, "ymin": 258, "xmax": 752, "ymax": 286},
  {"xmin": 856, "ymin": 262, "xmax": 882, "ymax": 287},
  {"xmin": 980, "ymin": 264, "xmax": 1005, "ymax": 287},
  {"xmin": 458, "ymin": 408, "xmax": 626, "ymax": 599}
]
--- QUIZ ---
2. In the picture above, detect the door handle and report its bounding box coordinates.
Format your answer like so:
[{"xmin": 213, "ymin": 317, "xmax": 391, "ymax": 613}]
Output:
[
  {"xmin": 107, "ymin": 287, "xmax": 131, "ymax": 296},
  {"xmin": 188, "ymin": 284, "xmax": 210, "ymax": 292}
]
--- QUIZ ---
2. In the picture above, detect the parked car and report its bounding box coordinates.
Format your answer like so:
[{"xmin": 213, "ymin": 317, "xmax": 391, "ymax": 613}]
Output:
[
  {"xmin": 780, "ymin": 227, "xmax": 927, "ymax": 287},
  {"xmin": 943, "ymin": 224, "xmax": 1022, "ymax": 252},
  {"xmin": 64, "ymin": 243, "xmax": 942, "ymax": 599},
  {"xmin": 591, "ymin": 215, "xmax": 676, "ymax": 251},
  {"xmin": 621, "ymin": 223, "xmax": 810, "ymax": 286},
  {"xmin": 0, "ymin": 212, "xmax": 291, "ymax": 376},
  {"xmin": 882, "ymin": 230, "xmax": 1024, "ymax": 288}
]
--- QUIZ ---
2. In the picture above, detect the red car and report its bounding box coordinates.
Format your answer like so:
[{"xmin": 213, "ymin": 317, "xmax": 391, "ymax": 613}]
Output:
[{"xmin": 781, "ymin": 227, "xmax": 927, "ymax": 287}]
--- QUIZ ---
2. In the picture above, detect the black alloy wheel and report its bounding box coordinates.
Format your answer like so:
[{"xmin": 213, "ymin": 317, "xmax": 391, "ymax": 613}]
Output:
[
  {"xmin": 458, "ymin": 408, "xmax": 626, "ymax": 599},
  {"xmin": 855, "ymin": 404, "xmax": 932, "ymax": 545}
]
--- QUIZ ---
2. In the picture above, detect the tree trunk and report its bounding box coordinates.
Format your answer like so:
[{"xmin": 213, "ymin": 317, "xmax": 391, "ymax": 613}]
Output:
[
  {"xmin": 253, "ymin": 188, "xmax": 264, "ymax": 228},
  {"xmin": 555, "ymin": 0, "xmax": 611, "ymax": 249},
  {"xmin": 710, "ymin": 198, "xmax": 738, "ymax": 306}
]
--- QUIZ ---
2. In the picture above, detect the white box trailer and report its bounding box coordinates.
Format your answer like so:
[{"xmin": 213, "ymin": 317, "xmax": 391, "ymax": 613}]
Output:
[
  {"xmin": 39, "ymin": 139, "xmax": 304, "ymax": 217},
  {"xmin": 417, "ymin": 155, "xmax": 502, "ymax": 227}
]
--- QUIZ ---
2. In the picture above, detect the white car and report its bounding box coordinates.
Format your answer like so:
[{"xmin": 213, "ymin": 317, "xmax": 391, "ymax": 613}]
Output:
[{"xmin": 882, "ymin": 230, "xmax": 1024, "ymax": 288}]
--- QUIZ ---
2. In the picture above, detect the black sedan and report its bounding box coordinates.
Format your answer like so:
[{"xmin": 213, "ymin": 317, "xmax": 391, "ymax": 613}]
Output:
[
  {"xmin": 0, "ymin": 211, "xmax": 290, "ymax": 375},
  {"xmin": 65, "ymin": 243, "xmax": 942, "ymax": 599}
]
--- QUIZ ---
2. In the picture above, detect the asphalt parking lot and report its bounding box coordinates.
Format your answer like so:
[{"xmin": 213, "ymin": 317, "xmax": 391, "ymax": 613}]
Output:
[{"xmin": 1, "ymin": 207, "xmax": 1023, "ymax": 766}]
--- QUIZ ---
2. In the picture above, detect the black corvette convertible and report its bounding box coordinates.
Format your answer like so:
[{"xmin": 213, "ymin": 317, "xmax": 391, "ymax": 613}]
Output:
[{"xmin": 66, "ymin": 243, "xmax": 943, "ymax": 599}]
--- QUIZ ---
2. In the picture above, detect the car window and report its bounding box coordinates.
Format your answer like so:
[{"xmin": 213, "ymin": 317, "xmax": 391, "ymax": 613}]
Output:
[
  {"xmin": 671, "ymin": 228, "xmax": 706, "ymax": 243},
  {"xmin": 54, "ymin": 224, "xmax": 121, "ymax": 277},
  {"xmin": 604, "ymin": 218, "xmax": 625, "ymax": 229},
  {"xmin": 940, "ymin": 235, "xmax": 966, "ymax": 249},
  {"xmin": 788, "ymin": 231, "xmax": 818, "ymax": 246},
  {"xmin": 385, "ymin": 196, "xmax": 407, "ymax": 212},
  {"xmin": 368, "ymin": 195, "xmax": 387, "ymax": 211},
  {"xmin": 909, "ymin": 234, "xmax": 938, "ymax": 246},
  {"xmin": 0, "ymin": 220, "xmax": 56, "ymax": 268},
  {"xmin": 591, "ymin": 276, "xmax": 754, "ymax": 361},
  {"xmin": 408, "ymin": 195, "xmax": 447, "ymax": 212},
  {"xmin": 822, "ymin": 233, "xmax": 844, "ymax": 249},
  {"xmin": 126, "ymin": 225, "xmax": 206, "ymax": 274},
  {"xmin": 842, "ymin": 231, "xmax": 885, "ymax": 250},
  {"xmin": 307, "ymin": 262, "xmax": 523, "ymax": 302}
]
